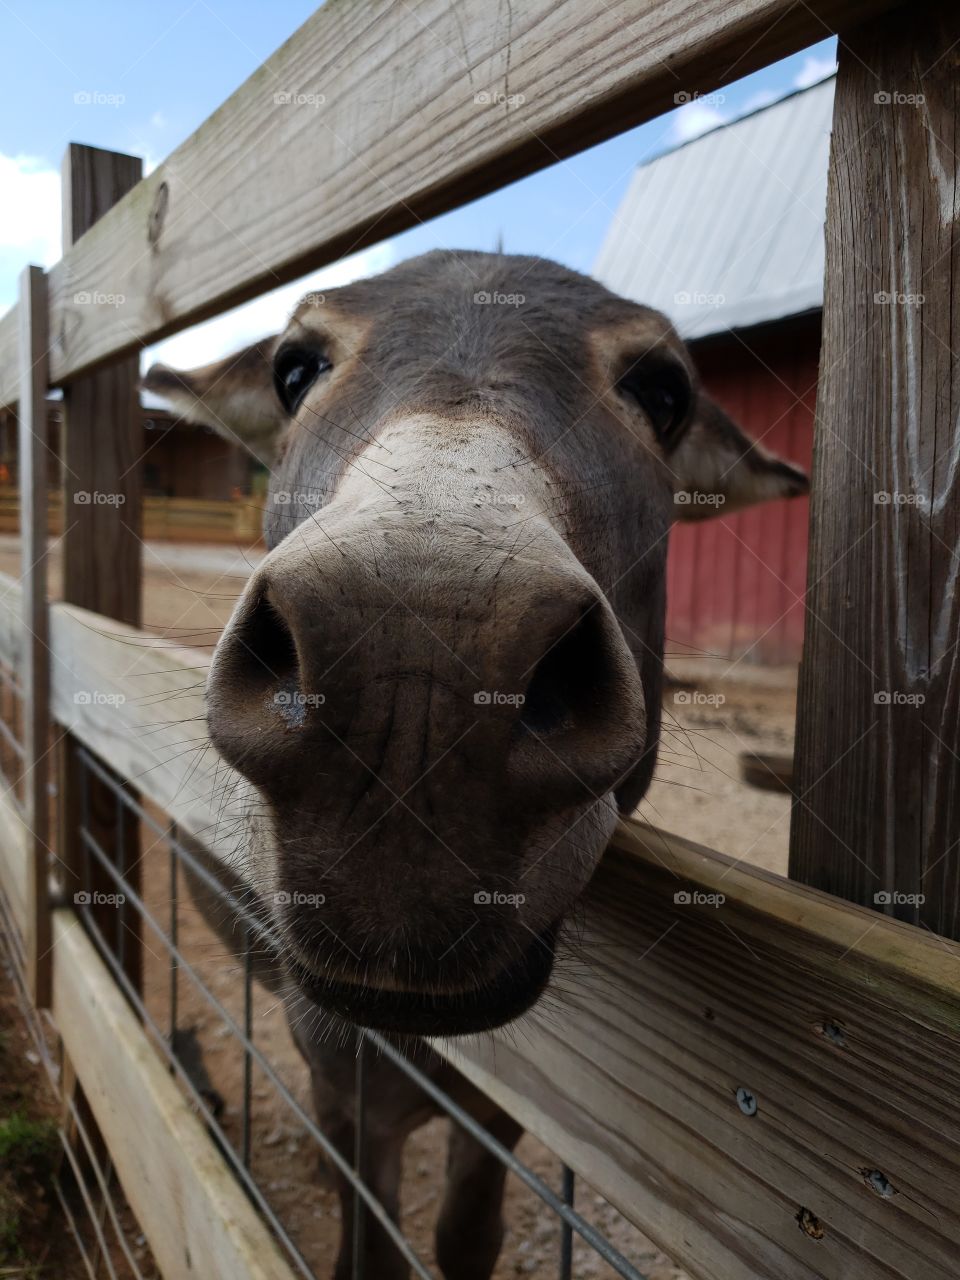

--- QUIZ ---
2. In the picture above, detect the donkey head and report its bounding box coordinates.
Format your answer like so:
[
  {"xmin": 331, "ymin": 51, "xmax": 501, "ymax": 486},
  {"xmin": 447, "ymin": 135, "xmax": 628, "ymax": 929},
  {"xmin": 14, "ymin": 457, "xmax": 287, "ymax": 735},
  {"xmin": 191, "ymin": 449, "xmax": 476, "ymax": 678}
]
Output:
[{"xmin": 144, "ymin": 251, "xmax": 806, "ymax": 1035}]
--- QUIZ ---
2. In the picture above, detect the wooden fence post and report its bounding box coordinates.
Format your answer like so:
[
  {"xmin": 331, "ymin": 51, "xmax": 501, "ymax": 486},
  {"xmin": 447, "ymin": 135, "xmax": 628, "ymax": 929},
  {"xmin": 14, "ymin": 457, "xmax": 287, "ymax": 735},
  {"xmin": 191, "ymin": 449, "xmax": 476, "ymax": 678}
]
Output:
[
  {"xmin": 790, "ymin": 5, "xmax": 960, "ymax": 935},
  {"xmin": 18, "ymin": 264, "xmax": 52, "ymax": 1005},
  {"xmin": 59, "ymin": 144, "xmax": 144, "ymax": 990}
]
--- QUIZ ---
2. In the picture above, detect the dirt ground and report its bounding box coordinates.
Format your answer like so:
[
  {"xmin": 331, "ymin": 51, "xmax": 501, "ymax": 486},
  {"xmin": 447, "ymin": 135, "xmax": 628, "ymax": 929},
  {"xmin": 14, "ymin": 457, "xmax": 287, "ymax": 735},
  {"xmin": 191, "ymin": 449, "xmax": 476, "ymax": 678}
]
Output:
[{"xmin": 0, "ymin": 535, "xmax": 796, "ymax": 1279}]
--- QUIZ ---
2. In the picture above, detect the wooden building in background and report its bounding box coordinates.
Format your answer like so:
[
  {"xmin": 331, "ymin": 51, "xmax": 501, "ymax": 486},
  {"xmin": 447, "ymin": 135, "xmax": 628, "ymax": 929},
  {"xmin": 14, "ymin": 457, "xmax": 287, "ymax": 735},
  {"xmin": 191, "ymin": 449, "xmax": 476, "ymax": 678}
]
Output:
[
  {"xmin": 140, "ymin": 392, "xmax": 252, "ymax": 500},
  {"xmin": 0, "ymin": 395, "xmax": 253, "ymax": 501},
  {"xmin": 595, "ymin": 76, "xmax": 833, "ymax": 665},
  {"xmin": 0, "ymin": 393, "xmax": 259, "ymax": 543}
]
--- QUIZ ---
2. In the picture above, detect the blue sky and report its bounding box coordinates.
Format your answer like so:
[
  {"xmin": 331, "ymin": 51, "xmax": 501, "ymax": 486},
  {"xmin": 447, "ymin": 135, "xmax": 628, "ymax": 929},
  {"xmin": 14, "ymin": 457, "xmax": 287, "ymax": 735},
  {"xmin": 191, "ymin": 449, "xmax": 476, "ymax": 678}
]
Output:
[{"xmin": 0, "ymin": 1, "xmax": 836, "ymax": 368}]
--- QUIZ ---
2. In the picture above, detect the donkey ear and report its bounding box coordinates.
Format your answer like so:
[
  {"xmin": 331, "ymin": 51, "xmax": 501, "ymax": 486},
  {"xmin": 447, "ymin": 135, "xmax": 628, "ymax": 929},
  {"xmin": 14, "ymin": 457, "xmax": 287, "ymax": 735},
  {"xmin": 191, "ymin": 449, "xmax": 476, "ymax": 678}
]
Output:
[
  {"xmin": 142, "ymin": 338, "xmax": 284, "ymax": 467},
  {"xmin": 670, "ymin": 393, "xmax": 809, "ymax": 520}
]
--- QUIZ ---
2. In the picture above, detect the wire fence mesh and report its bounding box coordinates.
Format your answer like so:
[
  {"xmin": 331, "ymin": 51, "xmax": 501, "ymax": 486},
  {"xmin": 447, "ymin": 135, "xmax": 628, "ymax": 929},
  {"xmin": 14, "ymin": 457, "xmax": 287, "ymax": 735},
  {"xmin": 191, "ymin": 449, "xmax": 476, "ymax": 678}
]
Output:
[
  {"xmin": 0, "ymin": 675, "xmax": 154, "ymax": 1278},
  {"xmin": 70, "ymin": 741, "xmax": 651, "ymax": 1280},
  {"xmin": 0, "ymin": 640, "xmax": 657, "ymax": 1280}
]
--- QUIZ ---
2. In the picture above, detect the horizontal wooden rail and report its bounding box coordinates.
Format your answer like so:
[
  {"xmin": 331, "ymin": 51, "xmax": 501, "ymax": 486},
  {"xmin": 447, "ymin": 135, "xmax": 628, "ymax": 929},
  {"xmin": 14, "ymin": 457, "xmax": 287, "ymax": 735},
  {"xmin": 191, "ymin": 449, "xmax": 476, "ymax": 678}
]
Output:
[
  {"xmin": 51, "ymin": 604, "xmax": 241, "ymax": 863},
  {"xmin": 1, "ymin": 573, "xmax": 959, "ymax": 1277},
  {"xmin": 0, "ymin": 0, "xmax": 897, "ymax": 405},
  {"xmin": 440, "ymin": 822, "xmax": 960, "ymax": 1280},
  {"xmin": 49, "ymin": 896, "xmax": 296, "ymax": 1280},
  {"xmin": 0, "ymin": 569, "xmax": 241, "ymax": 862}
]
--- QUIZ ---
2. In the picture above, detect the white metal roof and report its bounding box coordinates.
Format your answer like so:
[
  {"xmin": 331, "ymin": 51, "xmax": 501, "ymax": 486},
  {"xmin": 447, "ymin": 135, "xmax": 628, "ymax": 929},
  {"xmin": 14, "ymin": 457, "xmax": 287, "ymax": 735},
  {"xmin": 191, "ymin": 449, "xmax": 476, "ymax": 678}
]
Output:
[{"xmin": 594, "ymin": 76, "xmax": 834, "ymax": 340}]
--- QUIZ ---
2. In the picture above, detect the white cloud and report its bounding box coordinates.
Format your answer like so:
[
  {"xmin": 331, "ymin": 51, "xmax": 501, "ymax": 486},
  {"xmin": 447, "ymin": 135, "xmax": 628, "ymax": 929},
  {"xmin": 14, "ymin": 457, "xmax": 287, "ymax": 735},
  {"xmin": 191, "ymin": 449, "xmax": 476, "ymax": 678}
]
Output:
[
  {"xmin": 0, "ymin": 154, "xmax": 61, "ymax": 259},
  {"xmin": 794, "ymin": 53, "xmax": 836, "ymax": 89},
  {"xmin": 142, "ymin": 240, "xmax": 396, "ymax": 382},
  {"xmin": 0, "ymin": 154, "xmax": 61, "ymax": 312},
  {"xmin": 671, "ymin": 100, "xmax": 728, "ymax": 143}
]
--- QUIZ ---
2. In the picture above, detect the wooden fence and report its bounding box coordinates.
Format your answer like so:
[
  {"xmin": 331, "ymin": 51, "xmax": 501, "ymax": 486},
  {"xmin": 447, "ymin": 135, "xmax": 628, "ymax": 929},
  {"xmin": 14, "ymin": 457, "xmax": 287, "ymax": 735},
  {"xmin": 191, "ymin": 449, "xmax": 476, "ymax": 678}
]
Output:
[
  {"xmin": 0, "ymin": 1, "xmax": 958, "ymax": 1278},
  {"xmin": 0, "ymin": 487, "xmax": 263, "ymax": 543}
]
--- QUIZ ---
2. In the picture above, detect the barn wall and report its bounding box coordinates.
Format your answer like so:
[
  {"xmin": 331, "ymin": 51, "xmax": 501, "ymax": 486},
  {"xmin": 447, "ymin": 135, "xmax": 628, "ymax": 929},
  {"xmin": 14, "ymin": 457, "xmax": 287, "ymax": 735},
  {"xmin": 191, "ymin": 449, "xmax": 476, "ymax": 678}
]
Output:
[
  {"xmin": 667, "ymin": 312, "xmax": 819, "ymax": 666},
  {"xmin": 142, "ymin": 421, "xmax": 250, "ymax": 500}
]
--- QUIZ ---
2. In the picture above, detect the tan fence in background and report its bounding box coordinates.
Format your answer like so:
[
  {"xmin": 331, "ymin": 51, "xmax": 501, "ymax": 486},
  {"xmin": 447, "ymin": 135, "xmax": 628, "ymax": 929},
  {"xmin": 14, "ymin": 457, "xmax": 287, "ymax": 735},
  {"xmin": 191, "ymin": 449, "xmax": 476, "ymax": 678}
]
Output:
[{"xmin": 0, "ymin": 486, "xmax": 262, "ymax": 544}]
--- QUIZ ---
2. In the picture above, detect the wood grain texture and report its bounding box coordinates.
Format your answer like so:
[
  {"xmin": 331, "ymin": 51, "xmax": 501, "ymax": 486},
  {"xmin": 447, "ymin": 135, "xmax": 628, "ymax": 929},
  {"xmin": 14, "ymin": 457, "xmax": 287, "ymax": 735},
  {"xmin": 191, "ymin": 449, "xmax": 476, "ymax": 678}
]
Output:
[
  {"xmin": 46, "ymin": 599, "xmax": 243, "ymax": 866},
  {"xmin": 60, "ymin": 144, "xmax": 143, "ymax": 626},
  {"xmin": 0, "ymin": 0, "xmax": 897, "ymax": 399},
  {"xmin": 442, "ymin": 820, "xmax": 960, "ymax": 1280},
  {"xmin": 51, "ymin": 908, "xmax": 296, "ymax": 1280},
  {"xmin": 790, "ymin": 6, "xmax": 960, "ymax": 937},
  {"xmin": 59, "ymin": 144, "xmax": 145, "ymax": 995},
  {"xmin": 0, "ymin": 576, "xmax": 238, "ymax": 866},
  {"xmin": 0, "ymin": 573, "xmax": 240, "ymax": 874},
  {"xmin": 17, "ymin": 265, "xmax": 52, "ymax": 1005}
]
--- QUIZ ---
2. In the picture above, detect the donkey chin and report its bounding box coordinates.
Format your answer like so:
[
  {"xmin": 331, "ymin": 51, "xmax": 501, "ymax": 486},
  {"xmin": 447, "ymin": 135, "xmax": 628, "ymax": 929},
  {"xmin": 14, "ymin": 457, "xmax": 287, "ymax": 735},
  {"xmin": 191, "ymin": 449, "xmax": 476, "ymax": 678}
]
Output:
[
  {"xmin": 283, "ymin": 917, "xmax": 563, "ymax": 1038},
  {"xmin": 237, "ymin": 722, "xmax": 632, "ymax": 1036}
]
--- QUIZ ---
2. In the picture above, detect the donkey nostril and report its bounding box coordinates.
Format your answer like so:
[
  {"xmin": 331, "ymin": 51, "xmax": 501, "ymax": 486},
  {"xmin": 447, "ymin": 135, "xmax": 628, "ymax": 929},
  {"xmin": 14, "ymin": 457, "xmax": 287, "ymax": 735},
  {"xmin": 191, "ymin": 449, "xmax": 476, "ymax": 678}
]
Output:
[
  {"xmin": 207, "ymin": 590, "xmax": 308, "ymax": 784},
  {"xmin": 509, "ymin": 598, "xmax": 645, "ymax": 803},
  {"xmin": 230, "ymin": 593, "xmax": 300, "ymax": 689},
  {"xmin": 520, "ymin": 607, "xmax": 608, "ymax": 736}
]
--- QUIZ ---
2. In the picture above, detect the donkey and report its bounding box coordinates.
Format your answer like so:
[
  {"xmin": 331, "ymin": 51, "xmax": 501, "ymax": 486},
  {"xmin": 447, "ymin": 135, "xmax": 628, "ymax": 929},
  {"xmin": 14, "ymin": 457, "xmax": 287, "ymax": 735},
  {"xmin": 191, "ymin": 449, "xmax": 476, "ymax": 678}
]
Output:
[{"xmin": 144, "ymin": 250, "xmax": 806, "ymax": 1278}]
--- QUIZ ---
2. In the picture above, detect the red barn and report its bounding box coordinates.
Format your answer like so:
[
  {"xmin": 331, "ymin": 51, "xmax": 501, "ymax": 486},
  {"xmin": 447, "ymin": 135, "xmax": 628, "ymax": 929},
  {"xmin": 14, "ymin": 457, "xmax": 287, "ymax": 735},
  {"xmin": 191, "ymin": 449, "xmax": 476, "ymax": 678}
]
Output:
[{"xmin": 595, "ymin": 76, "xmax": 834, "ymax": 665}]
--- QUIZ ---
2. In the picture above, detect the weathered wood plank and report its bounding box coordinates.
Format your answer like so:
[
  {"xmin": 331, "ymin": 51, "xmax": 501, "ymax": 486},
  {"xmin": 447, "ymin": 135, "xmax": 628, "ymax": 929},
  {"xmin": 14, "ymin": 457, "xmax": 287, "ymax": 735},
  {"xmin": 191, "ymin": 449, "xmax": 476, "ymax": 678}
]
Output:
[
  {"xmin": 0, "ymin": 0, "xmax": 897, "ymax": 401},
  {"xmin": 17, "ymin": 265, "xmax": 52, "ymax": 1005},
  {"xmin": 442, "ymin": 820, "xmax": 960, "ymax": 1280},
  {"xmin": 51, "ymin": 908, "xmax": 296, "ymax": 1280},
  {"xmin": 60, "ymin": 144, "xmax": 143, "ymax": 626},
  {"xmin": 59, "ymin": 143, "xmax": 145, "ymax": 995},
  {"xmin": 0, "ymin": 575, "xmax": 239, "ymax": 860},
  {"xmin": 790, "ymin": 5, "xmax": 960, "ymax": 936},
  {"xmin": 47, "ymin": 599, "xmax": 243, "ymax": 866}
]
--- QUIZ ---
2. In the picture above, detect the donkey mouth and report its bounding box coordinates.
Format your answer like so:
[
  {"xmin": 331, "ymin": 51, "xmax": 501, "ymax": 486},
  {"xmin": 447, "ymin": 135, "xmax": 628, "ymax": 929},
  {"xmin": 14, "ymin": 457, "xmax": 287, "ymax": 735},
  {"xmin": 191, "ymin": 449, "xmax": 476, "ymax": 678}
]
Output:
[{"xmin": 290, "ymin": 925, "xmax": 558, "ymax": 1035}]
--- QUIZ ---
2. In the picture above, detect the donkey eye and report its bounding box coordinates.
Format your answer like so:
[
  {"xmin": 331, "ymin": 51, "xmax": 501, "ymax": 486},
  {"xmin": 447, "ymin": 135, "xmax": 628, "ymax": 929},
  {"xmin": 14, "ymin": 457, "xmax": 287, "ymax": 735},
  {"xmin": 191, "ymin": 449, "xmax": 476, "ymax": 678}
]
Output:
[
  {"xmin": 273, "ymin": 346, "xmax": 331, "ymax": 415},
  {"xmin": 616, "ymin": 358, "xmax": 691, "ymax": 447}
]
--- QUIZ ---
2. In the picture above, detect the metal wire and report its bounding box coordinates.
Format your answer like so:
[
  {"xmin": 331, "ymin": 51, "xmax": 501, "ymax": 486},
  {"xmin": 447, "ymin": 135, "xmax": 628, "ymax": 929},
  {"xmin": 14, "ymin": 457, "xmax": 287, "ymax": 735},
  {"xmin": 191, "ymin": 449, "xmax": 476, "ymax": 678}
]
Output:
[
  {"xmin": 75, "ymin": 890, "xmax": 321, "ymax": 1280},
  {"xmin": 61, "ymin": 1102, "xmax": 148, "ymax": 1280},
  {"xmin": 353, "ymin": 1028, "xmax": 368, "ymax": 1280},
  {"xmin": 0, "ymin": 859, "xmax": 148, "ymax": 1280},
  {"xmin": 169, "ymin": 829, "xmax": 179, "ymax": 1041},
  {"xmin": 1, "ymin": 711, "xmax": 653, "ymax": 1280},
  {"xmin": 366, "ymin": 1033, "xmax": 649, "ymax": 1280},
  {"xmin": 74, "ymin": 761, "xmax": 433, "ymax": 1279},
  {"xmin": 242, "ymin": 923, "xmax": 254, "ymax": 1169},
  {"xmin": 0, "ymin": 706, "xmax": 24, "ymax": 759},
  {"xmin": 73, "ymin": 742, "xmax": 650, "ymax": 1280},
  {"xmin": 52, "ymin": 1178, "xmax": 102, "ymax": 1280},
  {"xmin": 55, "ymin": 1124, "xmax": 124, "ymax": 1280},
  {"xmin": 561, "ymin": 1165, "xmax": 575, "ymax": 1280}
]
